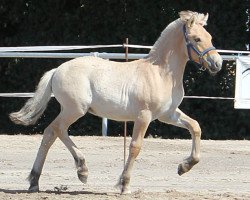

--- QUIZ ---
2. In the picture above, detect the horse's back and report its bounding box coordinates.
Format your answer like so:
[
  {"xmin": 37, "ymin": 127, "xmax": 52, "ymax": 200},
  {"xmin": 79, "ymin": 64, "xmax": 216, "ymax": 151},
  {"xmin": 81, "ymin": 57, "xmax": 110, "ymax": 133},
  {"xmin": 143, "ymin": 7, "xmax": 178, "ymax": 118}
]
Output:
[
  {"xmin": 51, "ymin": 56, "xmax": 177, "ymax": 121},
  {"xmin": 51, "ymin": 56, "xmax": 137, "ymax": 119}
]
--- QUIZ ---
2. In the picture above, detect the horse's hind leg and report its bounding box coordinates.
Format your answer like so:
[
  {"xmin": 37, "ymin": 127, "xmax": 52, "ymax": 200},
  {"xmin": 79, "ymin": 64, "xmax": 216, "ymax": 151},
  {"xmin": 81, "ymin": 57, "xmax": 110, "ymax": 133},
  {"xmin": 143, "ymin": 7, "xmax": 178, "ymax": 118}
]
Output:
[
  {"xmin": 28, "ymin": 108, "xmax": 87, "ymax": 191},
  {"xmin": 58, "ymin": 136, "xmax": 88, "ymax": 184},
  {"xmin": 55, "ymin": 110, "xmax": 88, "ymax": 184},
  {"xmin": 28, "ymin": 123, "xmax": 57, "ymax": 192},
  {"xmin": 159, "ymin": 108, "xmax": 201, "ymax": 175}
]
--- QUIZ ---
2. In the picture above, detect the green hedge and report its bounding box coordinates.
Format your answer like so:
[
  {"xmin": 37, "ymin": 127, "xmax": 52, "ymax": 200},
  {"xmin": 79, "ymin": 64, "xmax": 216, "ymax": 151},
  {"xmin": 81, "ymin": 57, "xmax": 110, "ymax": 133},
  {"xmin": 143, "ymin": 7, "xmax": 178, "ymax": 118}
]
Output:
[{"xmin": 0, "ymin": 0, "xmax": 249, "ymax": 139}]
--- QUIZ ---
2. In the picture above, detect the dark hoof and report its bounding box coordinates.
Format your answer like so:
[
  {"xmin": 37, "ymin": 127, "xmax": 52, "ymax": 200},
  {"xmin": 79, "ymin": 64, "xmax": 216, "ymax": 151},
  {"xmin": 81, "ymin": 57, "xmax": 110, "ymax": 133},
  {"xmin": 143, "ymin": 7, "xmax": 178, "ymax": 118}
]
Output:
[
  {"xmin": 177, "ymin": 164, "xmax": 186, "ymax": 176},
  {"xmin": 28, "ymin": 185, "xmax": 39, "ymax": 192},
  {"xmin": 121, "ymin": 187, "xmax": 131, "ymax": 195},
  {"xmin": 78, "ymin": 173, "xmax": 88, "ymax": 184}
]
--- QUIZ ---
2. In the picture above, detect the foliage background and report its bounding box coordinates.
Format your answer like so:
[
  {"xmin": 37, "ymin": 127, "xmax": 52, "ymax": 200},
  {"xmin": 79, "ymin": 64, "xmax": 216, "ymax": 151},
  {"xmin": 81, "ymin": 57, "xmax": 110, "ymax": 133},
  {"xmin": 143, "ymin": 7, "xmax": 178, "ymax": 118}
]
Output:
[{"xmin": 0, "ymin": 0, "xmax": 249, "ymax": 139}]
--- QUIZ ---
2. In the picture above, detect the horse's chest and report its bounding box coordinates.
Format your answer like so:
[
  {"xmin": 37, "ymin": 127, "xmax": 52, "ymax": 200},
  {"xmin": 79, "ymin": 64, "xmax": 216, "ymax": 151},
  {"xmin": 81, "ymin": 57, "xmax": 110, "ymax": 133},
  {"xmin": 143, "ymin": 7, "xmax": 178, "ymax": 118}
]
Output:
[{"xmin": 151, "ymin": 84, "xmax": 184, "ymax": 117}]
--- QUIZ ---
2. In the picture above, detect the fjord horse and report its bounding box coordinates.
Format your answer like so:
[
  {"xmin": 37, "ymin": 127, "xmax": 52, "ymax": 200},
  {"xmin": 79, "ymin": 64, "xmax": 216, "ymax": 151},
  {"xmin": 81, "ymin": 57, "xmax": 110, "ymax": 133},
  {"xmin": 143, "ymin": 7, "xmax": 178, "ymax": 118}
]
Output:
[{"xmin": 10, "ymin": 11, "xmax": 222, "ymax": 194}]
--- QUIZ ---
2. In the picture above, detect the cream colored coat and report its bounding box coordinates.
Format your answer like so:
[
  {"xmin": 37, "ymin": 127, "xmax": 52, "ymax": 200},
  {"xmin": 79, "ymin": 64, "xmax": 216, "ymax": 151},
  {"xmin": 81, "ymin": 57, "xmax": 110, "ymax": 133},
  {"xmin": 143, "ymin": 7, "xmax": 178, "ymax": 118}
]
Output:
[{"xmin": 10, "ymin": 11, "xmax": 222, "ymax": 194}]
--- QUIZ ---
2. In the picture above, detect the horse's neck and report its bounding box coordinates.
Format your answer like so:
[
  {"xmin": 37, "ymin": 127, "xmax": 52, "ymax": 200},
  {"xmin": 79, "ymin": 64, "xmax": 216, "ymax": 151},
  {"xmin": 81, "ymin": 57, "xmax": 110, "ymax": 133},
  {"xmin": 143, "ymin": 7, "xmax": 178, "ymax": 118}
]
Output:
[{"xmin": 147, "ymin": 20, "xmax": 188, "ymax": 84}]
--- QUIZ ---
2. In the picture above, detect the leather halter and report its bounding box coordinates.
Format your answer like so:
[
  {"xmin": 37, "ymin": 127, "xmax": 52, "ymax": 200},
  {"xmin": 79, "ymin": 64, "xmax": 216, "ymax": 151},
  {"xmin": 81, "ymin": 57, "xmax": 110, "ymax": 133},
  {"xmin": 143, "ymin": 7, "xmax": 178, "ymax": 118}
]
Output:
[{"xmin": 183, "ymin": 25, "xmax": 215, "ymax": 67}]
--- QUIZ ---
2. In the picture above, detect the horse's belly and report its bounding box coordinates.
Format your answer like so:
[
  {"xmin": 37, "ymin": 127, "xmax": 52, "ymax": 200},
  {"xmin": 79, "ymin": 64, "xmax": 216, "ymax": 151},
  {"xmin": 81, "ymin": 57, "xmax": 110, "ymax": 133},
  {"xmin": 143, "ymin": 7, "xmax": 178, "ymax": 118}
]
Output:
[
  {"xmin": 89, "ymin": 94, "xmax": 175, "ymax": 122},
  {"xmin": 89, "ymin": 102, "xmax": 137, "ymax": 121}
]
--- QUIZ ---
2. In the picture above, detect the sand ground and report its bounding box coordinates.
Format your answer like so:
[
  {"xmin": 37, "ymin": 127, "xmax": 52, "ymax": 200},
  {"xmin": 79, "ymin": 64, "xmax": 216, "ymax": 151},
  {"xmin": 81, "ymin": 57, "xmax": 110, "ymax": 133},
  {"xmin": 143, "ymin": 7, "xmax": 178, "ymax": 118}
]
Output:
[{"xmin": 0, "ymin": 135, "xmax": 249, "ymax": 199}]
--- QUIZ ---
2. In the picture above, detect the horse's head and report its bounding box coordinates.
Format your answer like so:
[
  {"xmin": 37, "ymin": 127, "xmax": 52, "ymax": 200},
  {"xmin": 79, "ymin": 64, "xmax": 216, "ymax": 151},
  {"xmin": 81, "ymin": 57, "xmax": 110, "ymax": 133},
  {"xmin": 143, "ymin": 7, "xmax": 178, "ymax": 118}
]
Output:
[{"xmin": 179, "ymin": 11, "xmax": 222, "ymax": 75}]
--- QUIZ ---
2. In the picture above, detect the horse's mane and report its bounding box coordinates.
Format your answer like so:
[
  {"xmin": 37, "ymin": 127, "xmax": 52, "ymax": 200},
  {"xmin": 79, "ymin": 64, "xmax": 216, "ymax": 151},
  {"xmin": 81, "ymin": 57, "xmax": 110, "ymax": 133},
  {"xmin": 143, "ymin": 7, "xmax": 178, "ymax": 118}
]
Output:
[
  {"xmin": 179, "ymin": 10, "xmax": 208, "ymax": 26},
  {"xmin": 147, "ymin": 19, "xmax": 182, "ymax": 62},
  {"xmin": 147, "ymin": 11, "xmax": 208, "ymax": 63}
]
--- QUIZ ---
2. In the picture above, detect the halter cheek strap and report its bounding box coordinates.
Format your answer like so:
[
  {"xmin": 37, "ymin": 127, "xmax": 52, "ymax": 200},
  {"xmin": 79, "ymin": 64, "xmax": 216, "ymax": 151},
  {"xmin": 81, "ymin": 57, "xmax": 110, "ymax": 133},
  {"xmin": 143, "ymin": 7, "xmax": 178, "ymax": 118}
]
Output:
[{"xmin": 183, "ymin": 25, "xmax": 216, "ymax": 66}]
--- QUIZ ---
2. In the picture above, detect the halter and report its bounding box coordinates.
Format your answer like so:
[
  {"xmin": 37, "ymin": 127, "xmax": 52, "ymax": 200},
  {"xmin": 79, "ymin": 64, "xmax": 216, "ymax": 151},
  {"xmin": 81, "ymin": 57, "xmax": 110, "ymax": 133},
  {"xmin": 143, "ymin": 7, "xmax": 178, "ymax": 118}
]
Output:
[{"xmin": 183, "ymin": 25, "xmax": 215, "ymax": 68}]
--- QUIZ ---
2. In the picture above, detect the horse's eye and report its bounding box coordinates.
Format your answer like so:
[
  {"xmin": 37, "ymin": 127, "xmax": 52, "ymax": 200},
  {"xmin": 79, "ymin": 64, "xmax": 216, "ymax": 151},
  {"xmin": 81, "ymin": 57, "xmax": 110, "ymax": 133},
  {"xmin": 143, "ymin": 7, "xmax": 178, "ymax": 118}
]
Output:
[{"xmin": 194, "ymin": 38, "xmax": 201, "ymax": 42}]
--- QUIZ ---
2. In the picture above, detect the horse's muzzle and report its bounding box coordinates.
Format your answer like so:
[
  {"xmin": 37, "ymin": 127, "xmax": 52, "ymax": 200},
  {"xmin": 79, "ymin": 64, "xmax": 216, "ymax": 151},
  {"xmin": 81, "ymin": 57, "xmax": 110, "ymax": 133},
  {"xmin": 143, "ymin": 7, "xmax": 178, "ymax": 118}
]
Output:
[{"xmin": 206, "ymin": 54, "xmax": 223, "ymax": 75}]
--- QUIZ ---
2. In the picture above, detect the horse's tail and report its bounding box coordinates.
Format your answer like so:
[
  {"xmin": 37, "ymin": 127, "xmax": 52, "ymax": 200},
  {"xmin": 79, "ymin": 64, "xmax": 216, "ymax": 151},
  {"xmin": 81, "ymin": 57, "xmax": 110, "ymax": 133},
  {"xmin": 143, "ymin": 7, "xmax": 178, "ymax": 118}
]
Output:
[{"xmin": 9, "ymin": 68, "xmax": 57, "ymax": 126}]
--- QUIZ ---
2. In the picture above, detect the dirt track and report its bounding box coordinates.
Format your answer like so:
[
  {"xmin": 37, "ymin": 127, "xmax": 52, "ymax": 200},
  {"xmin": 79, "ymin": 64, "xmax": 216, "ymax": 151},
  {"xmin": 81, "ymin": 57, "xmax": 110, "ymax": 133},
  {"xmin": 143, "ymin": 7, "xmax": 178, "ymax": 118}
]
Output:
[{"xmin": 0, "ymin": 135, "xmax": 249, "ymax": 200}]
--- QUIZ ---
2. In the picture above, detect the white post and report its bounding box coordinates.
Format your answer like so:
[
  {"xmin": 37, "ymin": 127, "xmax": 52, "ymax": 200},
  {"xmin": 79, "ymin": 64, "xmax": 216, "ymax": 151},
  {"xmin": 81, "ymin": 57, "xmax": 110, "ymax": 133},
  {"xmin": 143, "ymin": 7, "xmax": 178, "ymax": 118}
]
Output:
[{"xmin": 102, "ymin": 118, "xmax": 108, "ymax": 136}]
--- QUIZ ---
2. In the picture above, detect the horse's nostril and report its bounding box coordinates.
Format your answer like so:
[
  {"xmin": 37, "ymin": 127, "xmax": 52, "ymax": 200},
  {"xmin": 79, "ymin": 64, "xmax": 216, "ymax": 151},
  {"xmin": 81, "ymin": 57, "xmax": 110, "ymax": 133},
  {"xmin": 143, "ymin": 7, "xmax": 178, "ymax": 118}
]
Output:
[
  {"xmin": 207, "ymin": 54, "xmax": 222, "ymax": 71},
  {"xmin": 215, "ymin": 61, "xmax": 222, "ymax": 70}
]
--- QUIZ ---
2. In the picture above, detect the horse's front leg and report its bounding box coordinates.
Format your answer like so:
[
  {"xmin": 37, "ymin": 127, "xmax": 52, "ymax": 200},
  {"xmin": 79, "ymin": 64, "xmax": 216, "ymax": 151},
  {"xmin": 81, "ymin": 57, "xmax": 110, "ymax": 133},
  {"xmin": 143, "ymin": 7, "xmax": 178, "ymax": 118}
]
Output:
[
  {"xmin": 159, "ymin": 108, "xmax": 201, "ymax": 175},
  {"xmin": 117, "ymin": 110, "xmax": 151, "ymax": 194}
]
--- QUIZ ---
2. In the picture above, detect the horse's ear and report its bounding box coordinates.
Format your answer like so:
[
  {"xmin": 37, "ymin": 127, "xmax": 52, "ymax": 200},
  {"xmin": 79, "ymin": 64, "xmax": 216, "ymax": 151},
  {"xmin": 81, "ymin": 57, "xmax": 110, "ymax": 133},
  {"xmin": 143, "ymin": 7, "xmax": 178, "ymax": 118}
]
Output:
[
  {"xmin": 187, "ymin": 15, "xmax": 196, "ymax": 28},
  {"xmin": 204, "ymin": 13, "xmax": 209, "ymax": 22},
  {"xmin": 202, "ymin": 13, "xmax": 209, "ymax": 25},
  {"xmin": 198, "ymin": 13, "xmax": 209, "ymax": 26}
]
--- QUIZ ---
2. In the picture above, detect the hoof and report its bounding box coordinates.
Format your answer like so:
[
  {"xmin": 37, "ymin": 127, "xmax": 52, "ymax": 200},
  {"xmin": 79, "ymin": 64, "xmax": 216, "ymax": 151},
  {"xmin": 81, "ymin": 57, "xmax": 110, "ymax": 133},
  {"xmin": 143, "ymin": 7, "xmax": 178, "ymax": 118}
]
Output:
[
  {"xmin": 78, "ymin": 173, "xmax": 88, "ymax": 184},
  {"xmin": 121, "ymin": 187, "xmax": 131, "ymax": 195},
  {"xmin": 177, "ymin": 164, "xmax": 187, "ymax": 176},
  {"xmin": 28, "ymin": 185, "xmax": 39, "ymax": 192},
  {"xmin": 115, "ymin": 179, "xmax": 131, "ymax": 195}
]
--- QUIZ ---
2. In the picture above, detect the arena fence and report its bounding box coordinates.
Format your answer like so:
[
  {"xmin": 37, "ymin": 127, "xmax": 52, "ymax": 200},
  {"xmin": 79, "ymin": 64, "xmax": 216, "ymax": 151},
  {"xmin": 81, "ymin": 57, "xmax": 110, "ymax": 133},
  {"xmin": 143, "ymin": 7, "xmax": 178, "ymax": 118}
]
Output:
[{"xmin": 0, "ymin": 44, "xmax": 249, "ymax": 136}]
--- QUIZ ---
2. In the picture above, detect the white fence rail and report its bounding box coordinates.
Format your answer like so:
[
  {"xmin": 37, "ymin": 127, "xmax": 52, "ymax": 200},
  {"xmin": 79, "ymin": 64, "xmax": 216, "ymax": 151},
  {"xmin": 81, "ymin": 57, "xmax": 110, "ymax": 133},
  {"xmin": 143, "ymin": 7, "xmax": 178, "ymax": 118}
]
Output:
[
  {"xmin": 0, "ymin": 44, "xmax": 249, "ymax": 60},
  {"xmin": 0, "ymin": 44, "xmax": 249, "ymax": 135}
]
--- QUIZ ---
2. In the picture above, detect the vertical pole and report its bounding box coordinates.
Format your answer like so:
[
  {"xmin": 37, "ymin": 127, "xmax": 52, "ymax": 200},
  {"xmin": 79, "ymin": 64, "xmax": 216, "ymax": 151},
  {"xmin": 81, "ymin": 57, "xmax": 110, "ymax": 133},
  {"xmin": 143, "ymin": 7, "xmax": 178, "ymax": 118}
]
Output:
[
  {"xmin": 102, "ymin": 118, "xmax": 108, "ymax": 136},
  {"xmin": 125, "ymin": 38, "xmax": 129, "ymax": 61},
  {"xmin": 124, "ymin": 38, "xmax": 129, "ymax": 167}
]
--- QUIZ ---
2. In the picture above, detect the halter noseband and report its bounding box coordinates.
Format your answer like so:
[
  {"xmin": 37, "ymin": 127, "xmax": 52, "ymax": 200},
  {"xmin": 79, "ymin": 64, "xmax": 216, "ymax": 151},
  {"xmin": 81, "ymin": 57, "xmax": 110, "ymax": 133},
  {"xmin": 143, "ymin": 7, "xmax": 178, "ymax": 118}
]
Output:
[{"xmin": 183, "ymin": 25, "xmax": 215, "ymax": 68}]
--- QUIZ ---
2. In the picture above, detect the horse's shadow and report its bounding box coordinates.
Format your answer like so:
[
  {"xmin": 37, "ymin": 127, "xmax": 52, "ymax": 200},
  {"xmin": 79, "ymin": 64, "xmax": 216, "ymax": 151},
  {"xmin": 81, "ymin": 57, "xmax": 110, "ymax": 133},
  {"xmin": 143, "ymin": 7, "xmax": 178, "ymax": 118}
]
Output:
[{"xmin": 0, "ymin": 188, "xmax": 112, "ymax": 196}]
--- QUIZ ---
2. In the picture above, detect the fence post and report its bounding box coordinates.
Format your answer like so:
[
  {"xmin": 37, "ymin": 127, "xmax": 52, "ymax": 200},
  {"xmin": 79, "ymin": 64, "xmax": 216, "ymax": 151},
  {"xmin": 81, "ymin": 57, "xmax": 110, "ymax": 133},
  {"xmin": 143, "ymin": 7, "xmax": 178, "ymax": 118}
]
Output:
[{"xmin": 102, "ymin": 118, "xmax": 108, "ymax": 136}]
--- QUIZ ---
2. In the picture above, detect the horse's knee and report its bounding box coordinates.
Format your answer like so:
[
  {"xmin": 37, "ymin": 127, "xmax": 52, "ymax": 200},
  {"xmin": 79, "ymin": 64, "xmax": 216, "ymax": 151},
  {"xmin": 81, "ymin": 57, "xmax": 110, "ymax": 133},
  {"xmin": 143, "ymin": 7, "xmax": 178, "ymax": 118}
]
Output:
[
  {"xmin": 189, "ymin": 120, "xmax": 201, "ymax": 137},
  {"xmin": 130, "ymin": 141, "xmax": 141, "ymax": 157}
]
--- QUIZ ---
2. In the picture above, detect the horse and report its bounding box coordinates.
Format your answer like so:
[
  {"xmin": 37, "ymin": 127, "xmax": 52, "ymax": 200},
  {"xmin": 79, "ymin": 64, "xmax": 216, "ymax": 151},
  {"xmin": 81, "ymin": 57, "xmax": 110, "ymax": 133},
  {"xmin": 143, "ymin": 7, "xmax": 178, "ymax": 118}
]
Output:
[{"xmin": 9, "ymin": 10, "xmax": 222, "ymax": 194}]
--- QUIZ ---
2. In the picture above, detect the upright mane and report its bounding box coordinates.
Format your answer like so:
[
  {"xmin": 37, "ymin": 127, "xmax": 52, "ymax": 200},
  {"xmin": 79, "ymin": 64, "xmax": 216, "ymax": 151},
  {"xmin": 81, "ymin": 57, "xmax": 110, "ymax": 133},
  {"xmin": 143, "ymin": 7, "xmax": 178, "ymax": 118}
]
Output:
[
  {"xmin": 147, "ymin": 19, "xmax": 183, "ymax": 64},
  {"xmin": 147, "ymin": 11, "xmax": 209, "ymax": 64},
  {"xmin": 179, "ymin": 10, "xmax": 209, "ymax": 26}
]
